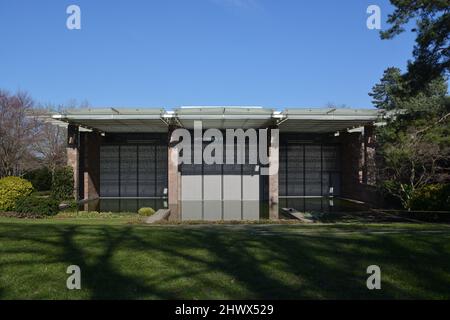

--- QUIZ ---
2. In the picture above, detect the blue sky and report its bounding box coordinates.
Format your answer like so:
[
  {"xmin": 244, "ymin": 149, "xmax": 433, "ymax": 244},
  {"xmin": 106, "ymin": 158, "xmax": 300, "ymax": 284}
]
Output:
[{"xmin": 0, "ymin": 0, "xmax": 416, "ymax": 109}]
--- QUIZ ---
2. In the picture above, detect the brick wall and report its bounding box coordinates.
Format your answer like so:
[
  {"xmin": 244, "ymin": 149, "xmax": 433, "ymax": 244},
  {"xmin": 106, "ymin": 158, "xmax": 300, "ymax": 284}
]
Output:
[
  {"xmin": 67, "ymin": 124, "xmax": 79, "ymax": 200},
  {"xmin": 82, "ymin": 132, "xmax": 101, "ymax": 200},
  {"xmin": 340, "ymin": 128, "xmax": 384, "ymax": 207}
]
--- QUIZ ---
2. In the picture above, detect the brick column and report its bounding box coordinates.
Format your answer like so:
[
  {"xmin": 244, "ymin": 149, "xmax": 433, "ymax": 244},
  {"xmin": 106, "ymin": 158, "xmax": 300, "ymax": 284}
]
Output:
[
  {"xmin": 67, "ymin": 124, "xmax": 80, "ymax": 200},
  {"xmin": 340, "ymin": 128, "xmax": 383, "ymax": 205},
  {"xmin": 340, "ymin": 131, "xmax": 363, "ymax": 199},
  {"xmin": 268, "ymin": 127, "xmax": 279, "ymax": 220},
  {"xmin": 363, "ymin": 125, "xmax": 376, "ymax": 185},
  {"xmin": 168, "ymin": 127, "xmax": 180, "ymax": 220},
  {"xmin": 83, "ymin": 132, "xmax": 101, "ymax": 200}
]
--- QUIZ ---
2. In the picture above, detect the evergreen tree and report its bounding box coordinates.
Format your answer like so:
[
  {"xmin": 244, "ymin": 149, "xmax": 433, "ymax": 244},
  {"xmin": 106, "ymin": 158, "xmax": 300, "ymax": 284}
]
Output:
[{"xmin": 381, "ymin": 0, "xmax": 449, "ymax": 92}]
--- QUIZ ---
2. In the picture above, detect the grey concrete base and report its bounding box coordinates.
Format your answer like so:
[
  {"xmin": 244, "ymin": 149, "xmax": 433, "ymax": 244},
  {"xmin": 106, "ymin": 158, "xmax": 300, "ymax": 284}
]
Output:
[{"xmin": 145, "ymin": 209, "xmax": 171, "ymax": 224}]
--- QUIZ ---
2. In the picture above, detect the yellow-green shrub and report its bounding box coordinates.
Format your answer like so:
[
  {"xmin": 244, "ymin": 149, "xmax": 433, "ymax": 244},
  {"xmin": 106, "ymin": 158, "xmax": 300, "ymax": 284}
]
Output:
[
  {"xmin": 138, "ymin": 207, "xmax": 155, "ymax": 216},
  {"xmin": 0, "ymin": 177, "xmax": 34, "ymax": 211}
]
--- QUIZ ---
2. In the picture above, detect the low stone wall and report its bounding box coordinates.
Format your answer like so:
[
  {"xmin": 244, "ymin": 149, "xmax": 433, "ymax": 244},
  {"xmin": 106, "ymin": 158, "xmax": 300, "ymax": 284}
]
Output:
[
  {"xmin": 145, "ymin": 209, "xmax": 171, "ymax": 224},
  {"xmin": 343, "ymin": 183, "xmax": 386, "ymax": 208}
]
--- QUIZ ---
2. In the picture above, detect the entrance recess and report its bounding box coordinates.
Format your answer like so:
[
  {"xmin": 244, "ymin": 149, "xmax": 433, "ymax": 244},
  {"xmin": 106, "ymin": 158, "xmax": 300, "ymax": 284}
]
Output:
[{"xmin": 180, "ymin": 142, "xmax": 263, "ymax": 221}]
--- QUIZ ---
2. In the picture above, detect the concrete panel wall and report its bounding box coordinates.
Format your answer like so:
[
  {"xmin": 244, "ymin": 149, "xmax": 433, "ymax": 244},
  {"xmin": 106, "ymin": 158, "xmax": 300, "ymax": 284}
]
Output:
[
  {"xmin": 243, "ymin": 201, "xmax": 259, "ymax": 220},
  {"xmin": 203, "ymin": 175, "xmax": 222, "ymax": 201},
  {"xmin": 243, "ymin": 175, "xmax": 259, "ymax": 201},
  {"xmin": 203, "ymin": 201, "xmax": 222, "ymax": 221},
  {"xmin": 181, "ymin": 175, "xmax": 202, "ymax": 200},
  {"xmin": 223, "ymin": 201, "xmax": 241, "ymax": 220},
  {"xmin": 223, "ymin": 175, "xmax": 241, "ymax": 200}
]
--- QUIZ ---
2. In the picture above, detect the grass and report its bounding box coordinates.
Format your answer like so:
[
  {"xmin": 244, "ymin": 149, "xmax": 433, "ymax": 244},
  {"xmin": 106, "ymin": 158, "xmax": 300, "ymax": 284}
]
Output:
[
  {"xmin": 0, "ymin": 217, "xmax": 450, "ymax": 299},
  {"xmin": 54, "ymin": 211, "xmax": 144, "ymax": 223}
]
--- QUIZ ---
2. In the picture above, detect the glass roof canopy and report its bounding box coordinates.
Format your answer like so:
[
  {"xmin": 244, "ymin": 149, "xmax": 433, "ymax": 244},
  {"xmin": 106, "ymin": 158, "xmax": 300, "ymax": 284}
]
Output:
[{"xmin": 50, "ymin": 107, "xmax": 384, "ymax": 133}]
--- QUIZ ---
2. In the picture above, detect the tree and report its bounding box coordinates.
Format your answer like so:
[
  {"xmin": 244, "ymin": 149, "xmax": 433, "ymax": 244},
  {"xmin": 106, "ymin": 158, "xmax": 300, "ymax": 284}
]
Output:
[
  {"xmin": 32, "ymin": 106, "xmax": 68, "ymax": 174},
  {"xmin": 377, "ymin": 116, "xmax": 450, "ymax": 210},
  {"xmin": 381, "ymin": 0, "xmax": 449, "ymax": 92},
  {"xmin": 0, "ymin": 91, "xmax": 76, "ymax": 179},
  {"xmin": 369, "ymin": 67, "xmax": 406, "ymax": 110},
  {"xmin": 0, "ymin": 90, "xmax": 41, "ymax": 177},
  {"xmin": 370, "ymin": 68, "xmax": 450, "ymax": 209},
  {"xmin": 370, "ymin": 66, "xmax": 448, "ymax": 113}
]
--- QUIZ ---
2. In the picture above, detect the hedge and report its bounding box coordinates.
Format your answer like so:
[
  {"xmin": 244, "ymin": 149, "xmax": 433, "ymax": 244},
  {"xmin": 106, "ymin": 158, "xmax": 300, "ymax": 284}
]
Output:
[
  {"xmin": 15, "ymin": 196, "xmax": 60, "ymax": 216},
  {"xmin": 411, "ymin": 184, "xmax": 450, "ymax": 211},
  {"xmin": 24, "ymin": 167, "xmax": 52, "ymax": 191},
  {"xmin": 51, "ymin": 167, "xmax": 74, "ymax": 201}
]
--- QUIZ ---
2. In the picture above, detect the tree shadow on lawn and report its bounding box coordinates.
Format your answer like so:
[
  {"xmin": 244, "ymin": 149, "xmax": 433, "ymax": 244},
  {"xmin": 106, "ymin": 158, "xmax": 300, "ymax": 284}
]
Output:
[
  {"xmin": 1, "ymin": 223, "xmax": 450, "ymax": 299},
  {"xmin": 58, "ymin": 225, "xmax": 178, "ymax": 299}
]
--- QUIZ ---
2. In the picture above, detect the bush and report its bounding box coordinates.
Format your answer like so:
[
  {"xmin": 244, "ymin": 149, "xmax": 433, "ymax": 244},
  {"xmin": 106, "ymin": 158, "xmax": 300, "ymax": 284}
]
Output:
[
  {"xmin": 410, "ymin": 184, "xmax": 450, "ymax": 211},
  {"xmin": 0, "ymin": 177, "xmax": 34, "ymax": 212},
  {"xmin": 15, "ymin": 196, "xmax": 60, "ymax": 216},
  {"xmin": 24, "ymin": 167, "xmax": 52, "ymax": 191},
  {"xmin": 138, "ymin": 207, "xmax": 156, "ymax": 216},
  {"xmin": 51, "ymin": 167, "xmax": 74, "ymax": 201}
]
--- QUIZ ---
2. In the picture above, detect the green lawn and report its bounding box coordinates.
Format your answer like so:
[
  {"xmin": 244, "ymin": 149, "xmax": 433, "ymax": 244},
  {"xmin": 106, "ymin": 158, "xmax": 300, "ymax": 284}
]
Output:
[{"xmin": 1, "ymin": 217, "xmax": 450, "ymax": 299}]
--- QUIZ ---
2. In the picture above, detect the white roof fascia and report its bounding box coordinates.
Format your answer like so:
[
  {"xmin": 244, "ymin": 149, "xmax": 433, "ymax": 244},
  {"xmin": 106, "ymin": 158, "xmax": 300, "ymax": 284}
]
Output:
[
  {"xmin": 176, "ymin": 115, "xmax": 273, "ymax": 120},
  {"xmin": 285, "ymin": 115, "xmax": 378, "ymax": 120},
  {"xmin": 52, "ymin": 114, "xmax": 162, "ymax": 120},
  {"xmin": 180, "ymin": 106, "xmax": 264, "ymax": 109}
]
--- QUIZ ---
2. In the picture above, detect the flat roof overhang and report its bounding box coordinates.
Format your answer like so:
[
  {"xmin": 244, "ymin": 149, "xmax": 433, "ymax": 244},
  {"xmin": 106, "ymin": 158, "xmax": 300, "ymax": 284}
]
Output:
[
  {"xmin": 173, "ymin": 107, "xmax": 275, "ymax": 129},
  {"xmin": 47, "ymin": 107, "xmax": 384, "ymax": 133},
  {"xmin": 52, "ymin": 108, "xmax": 170, "ymax": 133},
  {"xmin": 278, "ymin": 108, "xmax": 382, "ymax": 133}
]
